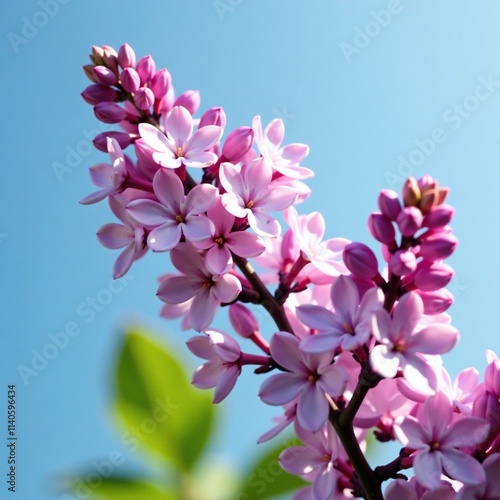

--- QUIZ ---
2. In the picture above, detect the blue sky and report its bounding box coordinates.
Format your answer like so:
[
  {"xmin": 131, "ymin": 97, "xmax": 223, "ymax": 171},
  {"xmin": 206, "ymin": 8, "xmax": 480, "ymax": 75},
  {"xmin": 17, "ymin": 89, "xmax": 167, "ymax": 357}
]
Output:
[{"xmin": 2, "ymin": 1, "xmax": 500, "ymax": 498}]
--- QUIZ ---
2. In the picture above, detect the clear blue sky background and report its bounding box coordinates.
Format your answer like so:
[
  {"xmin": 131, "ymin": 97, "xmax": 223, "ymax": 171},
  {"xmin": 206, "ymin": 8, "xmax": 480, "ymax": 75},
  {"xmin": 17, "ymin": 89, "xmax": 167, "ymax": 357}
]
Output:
[{"xmin": 2, "ymin": 1, "xmax": 500, "ymax": 498}]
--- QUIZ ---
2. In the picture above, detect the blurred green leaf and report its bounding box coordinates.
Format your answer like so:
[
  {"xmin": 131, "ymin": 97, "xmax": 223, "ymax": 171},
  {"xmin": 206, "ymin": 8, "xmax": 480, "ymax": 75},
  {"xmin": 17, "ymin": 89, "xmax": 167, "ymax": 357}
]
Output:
[
  {"xmin": 237, "ymin": 434, "xmax": 307, "ymax": 499},
  {"xmin": 66, "ymin": 476, "xmax": 176, "ymax": 500},
  {"xmin": 114, "ymin": 327, "xmax": 216, "ymax": 471}
]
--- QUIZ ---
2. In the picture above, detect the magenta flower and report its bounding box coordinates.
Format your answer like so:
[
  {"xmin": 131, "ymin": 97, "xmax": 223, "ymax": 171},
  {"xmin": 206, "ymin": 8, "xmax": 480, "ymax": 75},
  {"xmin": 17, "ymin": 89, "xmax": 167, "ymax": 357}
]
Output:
[
  {"xmin": 192, "ymin": 197, "xmax": 266, "ymax": 274},
  {"xmin": 252, "ymin": 115, "xmax": 313, "ymax": 179},
  {"xmin": 138, "ymin": 106, "xmax": 223, "ymax": 169},
  {"xmin": 219, "ymin": 158, "xmax": 298, "ymax": 237},
  {"xmin": 297, "ymin": 275, "xmax": 384, "ymax": 354},
  {"xmin": 370, "ymin": 292, "xmax": 459, "ymax": 394},
  {"xmin": 156, "ymin": 243, "xmax": 241, "ymax": 331},
  {"xmin": 394, "ymin": 392, "xmax": 490, "ymax": 490},
  {"xmin": 186, "ymin": 329, "xmax": 242, "ymax": 403},
  {"xmin": 126, "ymin": 168, "xmax": 218, "ymax": 251},
  {"xmin": 96, "ymin": 196, "xmax": 147, "ymax": 278},
  {"xmin": 80, "ymin": 137, "xmax": 127, "ymax": 205},
  {"xmin": 258, "ymin": 331, "xmax": 347, "ymax": 433},
  {"xmin": 279, "ymin": 423, "xmax": 340, "ymax": 500},
  {"xmin": 284, "ymin": 207, "xmax": 350, "ymax": 277}
]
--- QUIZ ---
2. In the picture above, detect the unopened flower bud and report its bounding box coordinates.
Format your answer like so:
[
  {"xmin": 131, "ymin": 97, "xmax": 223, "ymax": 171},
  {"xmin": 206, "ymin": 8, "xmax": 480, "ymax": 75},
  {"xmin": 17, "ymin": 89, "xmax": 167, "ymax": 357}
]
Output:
[
  {"xmin": 93, "ymin": 102, "xmax": 126, "ymax": 124},
  {"xmin": 134, "ymin": 87, "xmax": 155, "ymax": 110},
  {"xmin": 229, "ymin": 303, "xmax": 259, "ymax": 338},
  {"xmin": 423, "ymin": 204, "xmax": 454, "ymax": 229},
  {"xmin": 413, "ymin": 261, "xmax": 454, "ymax": 291},
  {"xmin": 93, "ymin": 65, "xmax": 117, "ymax": 86},
  {"xmin": 174, "ymin": 90, "xmax": 201, "ymax": 115},
  {"xmin": 118, "ymin": 43, "xmax": 136, "ymax": 68},
  {"xmin": 419, "ymin": 232, "xmax": 458, "ymax": 261},
  {"xmin": 396, "ymin": 206, "xmax": 423, "ymax": 237},
  {"xmin": 343, "ymin": 242, "xmax": 379, "ymax": 279},
  {"xmin": 402, "ymin": 177, "xmax": 421, "ymax": 207},
  {"xmin": 222, "ymin": 127, "xmax": 254, "ymax": 162},
  {"xmin": 120, "ymin": 67, "xmax": 141, "ymax": 93},
  {"xmin": 415, "ymin": 288, "xmax": 454, "ymax": 314},
  {"xmin": 150, "ymin": 69, "xmax": 172, "ymax": 100},
  {"xmin": 199, "ymin": 107, "xmax": 227, "ymax": 129},
  {"xmin": 136, "ymin": 55, "xmax": 156, "ymax": 84},
  {"xmin": 83, "ymin": 64, "xmax": 97, "ymax": 83},
  {"xmin": 378, "ymin": 189, "xmax": 401, "ymax": 220},
  {"xmin": 81, "ymin": 84, "xmax": 118, "ymax": 105},
  {"xmin": 93, "ymin": 131, "xmax": 131, "ymax": 152},
  {"xmin": 102, "ymin": 45, "xmax": 118, "ymax": 73},
  {"xmin": 90, "ymin": 45, "xmax": 105, "ymax": 65},
  {"xmin": 367, "ymin": 212, "xmax": 396, "ymax": 246},
  {"xmin": 390, "ymin": 250, "xmax": 416, "ymax": 276}
]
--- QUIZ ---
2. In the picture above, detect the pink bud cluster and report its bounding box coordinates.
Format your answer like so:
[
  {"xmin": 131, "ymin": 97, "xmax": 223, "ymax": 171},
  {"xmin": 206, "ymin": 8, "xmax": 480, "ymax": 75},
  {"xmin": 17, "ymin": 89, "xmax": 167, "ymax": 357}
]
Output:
[{"xmin": 80, "ymin": 43, "xmax": 500, "ymax": 500}]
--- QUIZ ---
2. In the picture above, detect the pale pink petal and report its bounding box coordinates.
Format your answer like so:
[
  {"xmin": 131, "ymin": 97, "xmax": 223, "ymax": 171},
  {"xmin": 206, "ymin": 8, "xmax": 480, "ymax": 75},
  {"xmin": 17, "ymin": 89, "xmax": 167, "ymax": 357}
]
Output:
[
  {"xmin": 265, "ymin": 118, "xmax": 285, "ymax": 147},
  {"xmin": 219, "ymin": 162, "xmax": 248, "ymax": 200},
  {"xmin": 330, "ymin": 275, "xmax": 359, "ymax": 323},
  {"xmin": 273, "ymin": 162, "xmax": 314, "ymax": 179},
  {"xmin": 183, "ymin": 215, "xmax": 214, "ymax": 242},
  {"xmin": 443, "ymin": 417, "xmax": 490, "ymax": 448},
  {"xmin": 190, "ymin": 289, "xmax": 218, "ymax": 331},
  {"xmin": 205, "ymin": 245, "xmax": 232, "ymax": 275},
  {"xmin": 413, "ymin": 450, "xmax": 443, "ymax": 490},
  {"xmin": 207, "ymin": 197, "xmax": 234, "ymax": 235},
  {"xmin": 170, "ymin": 243, "xmax": 206, "ymax": 276},
  {"xmin": 157, "ymin": 276, "xmax": 200, "ymax": 303},
  {"xmin": 211, "ymin": 273, "xmax": 241, "ymax": 303},
  {"xmin": 297, "ymin": 382, "xmax": 328, "ymax": 432},
  {"xmin": 247, "ymin": 210, "xmax": 280, "ymax": 238},
  {"xmin": 441, "ymin": 448, "xmax": 486, "ymax": 485},
  {"xmin": 112, "ymin": 243, "xmax": 136, "ymax": 279},
  {"xmin": 402, "ymin": 356, "xmax": 438, "ymax": 394},
  {"xmin": 312, "ymin": 463, "xmax": 336, "ymax": 500},
  {"xmin": 221, "ymin": 193, "xmax": 247, "ymax": 218},
  {"xmin": 152, "ymin": 152, "xmax": 181, "ymax": 168},
  {"xmin": 225, "ymin": 231, "xmax": 265, "ymax": 257},
  {"xmin": 410, "ymin": 324, "xmax": 459, "ymax": 355},
  {"xmin": 259, "ymin": 373, "xmax": 305, "ymax": 405},
  {"xmin": 184, "ymin": 125, "xmax": 223, "ymax": 152},
  {"xmin": 244, "ymin": 157, "xmax": 272, "ymax": 194},
  {"xmin": 384, "ymin": 480, "xmax": 417, "ymax": 500},
  {"xmin": 370, "ymin": 345, "xmax": 400, "ymax": 378},
  {"xmin": 148, "ymin": 222, "xmax": 181, "ymax": 251},
  {"xmin": 300, "ymin": 332, "xmax": 341, "ymax": 354},
  {"xmin": 252, "ymin": 115, "xmax": 264, "ymax": 144},
  {"xmin": 393, "ymin": 292, "xmax": 423, "ymax": 336},
  {"xmin": 394, "ymin": 416, "xmax": 431, "ymax": 448},
  {"xmin": 280, "ymin": 143, "xmax": 309, "ymax": 164},
  {"xmin": 296, "ymin": 305, "xmax": 337, "ymax": 332},
  {"xmin": 185, "ymin": 184, "xmax": 218, "ymax": 214},
  {"xmin": 318, "ymin": 364, "xmax": 348, "ymax": 397},
  {"xmin": 192, "ymin": 361, "xmax": 224, "ymax": 389},
  {"xmin": 79, "ymin": 186, "xmax": 115, "ymax": 205},
  {"xmin": 97, "ymin": 223, "xmax": 132, "ymax": 249},
  {"xmin": 183, "ymin": 150, "xmax": 218, "ymax": 168},
  {"xmin": 213, "ymin": 364, "xmax": 240, "ymax": 403},
  {"xmin": 269, "ymin": 332, "xmax": 304, "ymax": 373},
  {"xmin": 258, "ymin": 186, "xmax": 297, "ymax": 211},
  {"xmin": 279, "ymin": 446, "xmax": 319, "ymax": 475},
  {"xmin": 166, "ymin": 105, "xmax": 193, "ymax": 145},
  {"xmin": 127, "ymin": 199, "xmax": 172, "ymax": 227},
  {"xmin": 186, "ymin": 335, "xmax": 218, "ymax": 361},
  {"xmin": 207, "ymin": 329, "xmax": 241, "ymax": 362},
  {"xmin": 152, "ymin": 168, "xmax": 184, "ymax": 210},
  {"xmin": 138, "ymin": 123, "xmax": 171, "ymax": 152},
  {"xmin": 89, "ymin": 163, "xmax": 114, "ymax": 187}
]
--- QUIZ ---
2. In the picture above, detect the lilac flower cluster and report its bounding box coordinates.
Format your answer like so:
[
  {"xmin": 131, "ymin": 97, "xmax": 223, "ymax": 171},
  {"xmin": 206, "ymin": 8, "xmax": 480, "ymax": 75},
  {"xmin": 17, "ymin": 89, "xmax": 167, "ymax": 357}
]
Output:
[{"xmin": 80, "ymin": 43, "xmax": 500, "ymax": 499}]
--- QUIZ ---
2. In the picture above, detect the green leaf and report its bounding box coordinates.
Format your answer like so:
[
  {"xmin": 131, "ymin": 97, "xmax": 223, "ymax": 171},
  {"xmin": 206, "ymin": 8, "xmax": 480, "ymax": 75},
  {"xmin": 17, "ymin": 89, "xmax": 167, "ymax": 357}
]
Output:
[
  {"xmin": 114, "ymin": 327, "xmax": 216, "ymax": 471},
  {"xmin": 64, "ymin": 476, "xmax": 176, "ymax": 500},
  {"xmin": 237, "ymin": 434, "xmax": 307, "ymax": 499}
]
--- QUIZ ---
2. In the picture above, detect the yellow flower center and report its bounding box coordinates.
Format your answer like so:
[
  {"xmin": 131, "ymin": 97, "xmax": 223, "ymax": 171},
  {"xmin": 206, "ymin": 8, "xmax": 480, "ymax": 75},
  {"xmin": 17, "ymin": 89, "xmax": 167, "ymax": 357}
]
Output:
[{"xmin": 177, "ymin": 146, "xmax": 183, "ymax": 157}]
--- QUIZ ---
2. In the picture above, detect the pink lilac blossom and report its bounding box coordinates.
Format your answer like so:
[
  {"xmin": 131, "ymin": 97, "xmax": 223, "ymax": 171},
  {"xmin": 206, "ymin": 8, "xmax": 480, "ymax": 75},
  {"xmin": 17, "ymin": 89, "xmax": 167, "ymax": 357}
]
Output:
[
  {"xmin": 138, "ymin": 106, "xmax": 222, "ymax": 169},
  {"xmin": 126, "ymin": 168, "xmax": 218, "ymax": 251},
  {"xmin": 259, "ymin": 331, "xmax": 347, "ymax": 433},
  {"xmin": 157, "ymin": 243, "xmax": 241, "ymax": 332}
]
